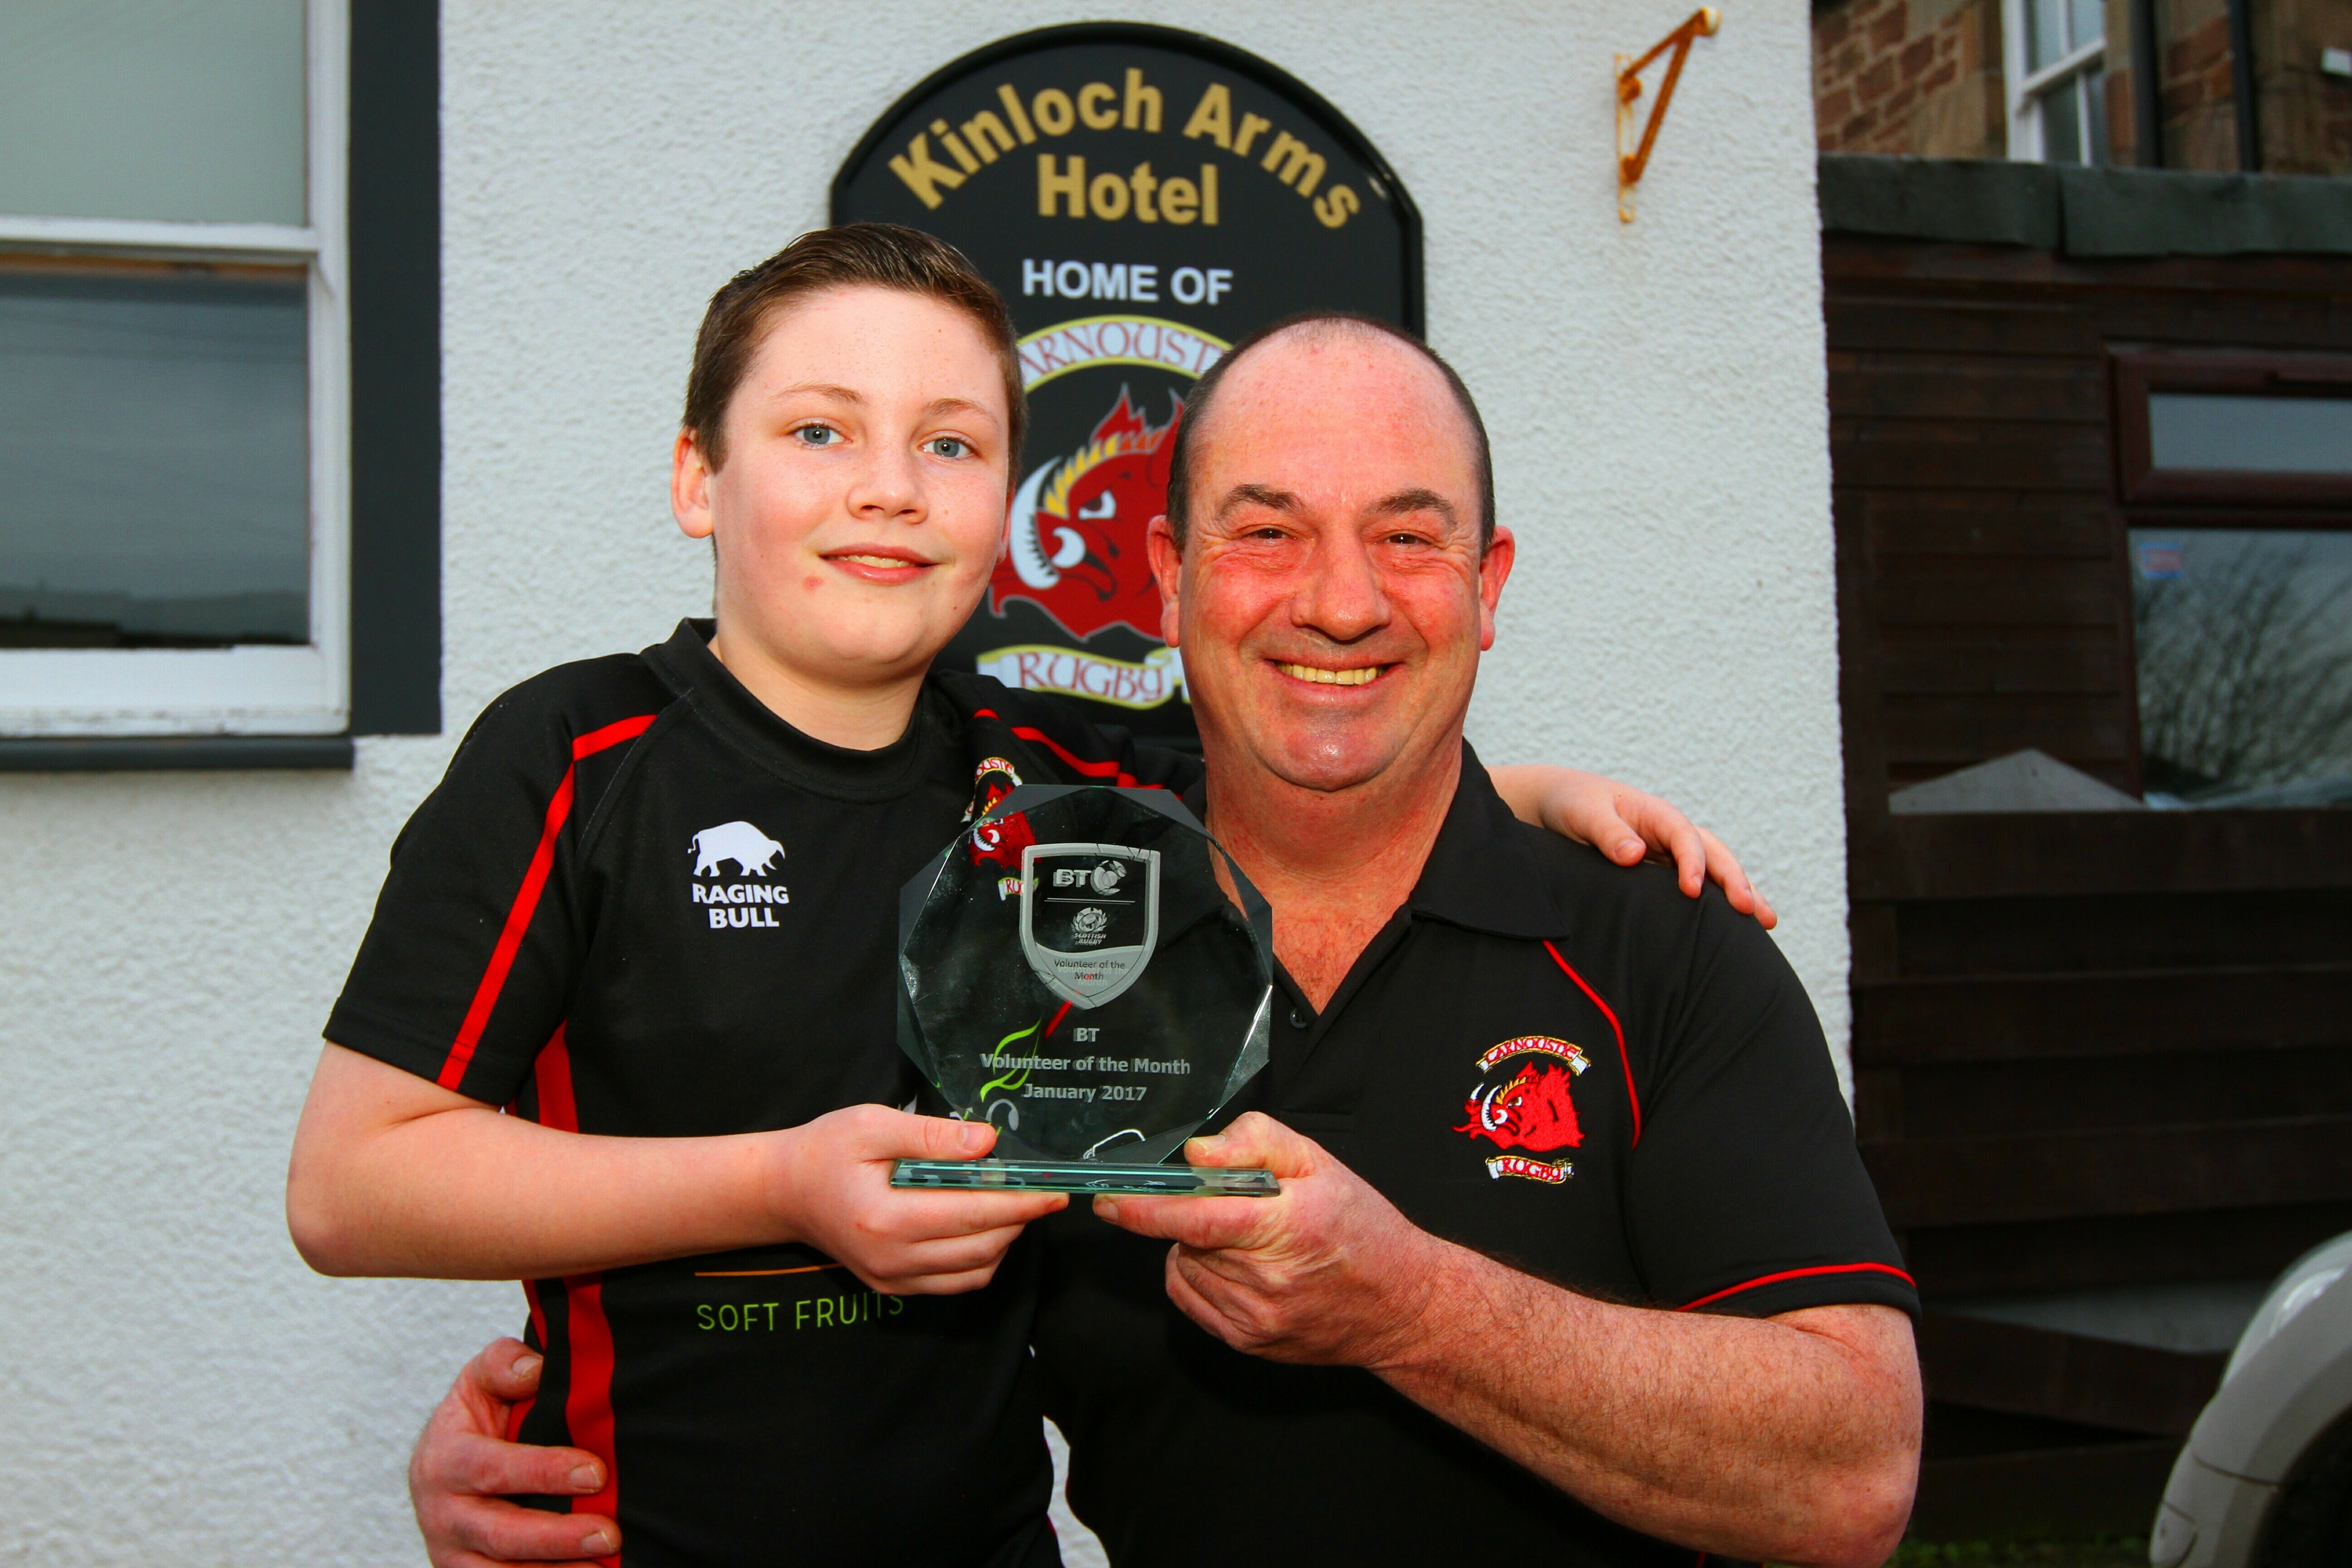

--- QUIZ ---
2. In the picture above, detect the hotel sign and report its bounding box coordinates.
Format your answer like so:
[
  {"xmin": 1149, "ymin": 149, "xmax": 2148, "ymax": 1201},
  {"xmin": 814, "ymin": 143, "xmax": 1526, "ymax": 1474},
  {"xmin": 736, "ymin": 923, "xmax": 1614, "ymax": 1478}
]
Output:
[{"xmin": 836, "ymin": 23, "xmax": 1422, "ymax": 745}]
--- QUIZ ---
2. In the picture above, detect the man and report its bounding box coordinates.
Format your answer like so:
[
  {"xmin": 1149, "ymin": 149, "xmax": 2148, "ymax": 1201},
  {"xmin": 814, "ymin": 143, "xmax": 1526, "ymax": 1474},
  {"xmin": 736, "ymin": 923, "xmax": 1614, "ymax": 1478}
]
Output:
[{"xmin": 412, "ymin": 315, "xmax": 1922, "ymax": 1568}]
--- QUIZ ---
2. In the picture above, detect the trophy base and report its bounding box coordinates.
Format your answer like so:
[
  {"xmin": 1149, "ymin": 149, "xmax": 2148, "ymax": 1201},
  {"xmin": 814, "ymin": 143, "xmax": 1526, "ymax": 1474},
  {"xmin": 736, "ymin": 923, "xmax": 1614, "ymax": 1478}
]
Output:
[{"xmin": 890, "ymin": 1159, "xmax": 1279, "ymax": 1196}]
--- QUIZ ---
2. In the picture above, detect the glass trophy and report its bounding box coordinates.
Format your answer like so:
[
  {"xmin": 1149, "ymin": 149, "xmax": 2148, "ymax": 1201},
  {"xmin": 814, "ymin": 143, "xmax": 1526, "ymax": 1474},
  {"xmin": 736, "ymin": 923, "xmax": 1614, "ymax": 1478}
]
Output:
[{"xmin": 891, "ymin": 784, "xmax": 1280, "ymax": 1196}]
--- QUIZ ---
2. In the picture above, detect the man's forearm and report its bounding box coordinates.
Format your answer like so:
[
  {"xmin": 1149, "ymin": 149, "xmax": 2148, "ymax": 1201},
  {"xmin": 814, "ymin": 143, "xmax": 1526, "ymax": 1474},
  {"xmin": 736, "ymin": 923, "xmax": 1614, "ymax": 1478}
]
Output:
[{"xmin": 1371, "ymin": 1239, "xmax": 1919, "ymax": 1567}]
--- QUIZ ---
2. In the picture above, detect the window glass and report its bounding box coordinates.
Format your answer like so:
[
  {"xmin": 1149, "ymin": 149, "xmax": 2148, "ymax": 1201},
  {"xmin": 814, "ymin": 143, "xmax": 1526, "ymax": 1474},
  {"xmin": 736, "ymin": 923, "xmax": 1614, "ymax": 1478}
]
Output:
[
  {"xmin": 2084, "ymin": 69, "xmax": 2110, "ymax": 163},
  {"xmin": 2149, "ymin": 393, "xmax": 2352, "ymax": 474},
  {"xmin": 0, "ymin": 261, "xmax": 309, "ymax": 648},
  {"xmin": 2131, "ymin": 529, "xmax": 2352, "ymax": 807},
  {"xmin": 0, "ymin": 0, "xmax": 306, "ymax": 226},
  {"xmin": 2068, "ymin": 0, "xmax": 2104, "ymax": 54},
  {"xmin": 2029, "ymin": 0, "xmax": 2067, "ymax": 70},
  {"xmin": 2042, "ymin": 78, "xmax": 2084, "ymax": 163}
]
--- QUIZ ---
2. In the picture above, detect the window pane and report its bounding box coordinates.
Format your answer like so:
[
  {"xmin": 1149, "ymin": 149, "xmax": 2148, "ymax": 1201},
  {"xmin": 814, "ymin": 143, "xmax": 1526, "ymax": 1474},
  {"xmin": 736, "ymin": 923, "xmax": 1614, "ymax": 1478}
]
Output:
[
  {"xmin": 2041, "ymin": 78, "xmax": 2085, "ymax": 163},
  {"xmin": 2131, "ymin": 529, "xmax": 2352, "ymax": 807},
  {"xmin": 2030, "ymin": 0, "xmax": 2066, "ymax": 70},
  {"xmin": 0, "ymin": 261, "xmax": 309, "ymax": 648},
  {"xmin": 2085, "ymin": 69, "xmax": 2110, "ymax": 165},
  {"xmin": 2069, "ymin": 0, "xmax": 2105, "ymax": 52},
  {"xmin": 0, "ymin": 1, "xmax": 306, "ymax": 226},
  {"xmin": 2149, "ymin": 393, "xmax": 2352, "ymax": 473}
]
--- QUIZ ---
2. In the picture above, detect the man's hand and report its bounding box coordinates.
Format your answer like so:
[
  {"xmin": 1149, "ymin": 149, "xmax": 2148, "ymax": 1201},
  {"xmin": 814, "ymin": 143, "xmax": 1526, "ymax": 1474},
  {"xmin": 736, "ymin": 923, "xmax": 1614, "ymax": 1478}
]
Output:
[
  {"xmin": 1092, "ymin": 1112, "xmax": 1442, "ymax": 1366},
  {"xmin": 770, "ymin": 1105, "xmax": 1066, "ymax": 1294},
  {"xmin": 1487, "ymin": 764, "xmax": 1777, "ymax": 929},
  {"xmin": 411, "ymin": 1339, "xmax": 616, "ymax": 1568}
]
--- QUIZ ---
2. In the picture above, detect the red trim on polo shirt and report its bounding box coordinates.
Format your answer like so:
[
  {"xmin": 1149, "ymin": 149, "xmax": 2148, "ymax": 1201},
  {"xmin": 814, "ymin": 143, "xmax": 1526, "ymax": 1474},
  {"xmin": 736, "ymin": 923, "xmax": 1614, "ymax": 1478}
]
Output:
[
  {"xmin": 1544, "ymin": 941, "xmax": 1639, "ymax": 1146},
  {"xmin": 1676, "ymin": 1261, "xmax": 1917, "ymax": 1312}
]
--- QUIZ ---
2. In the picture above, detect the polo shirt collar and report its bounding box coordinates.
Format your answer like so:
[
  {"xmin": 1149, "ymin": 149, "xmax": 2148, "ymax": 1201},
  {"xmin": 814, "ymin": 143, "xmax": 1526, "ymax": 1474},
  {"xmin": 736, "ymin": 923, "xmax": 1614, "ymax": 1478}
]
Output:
[
  {"xmin": 1405, "ymin": 742, "xmax": 1572, "ymax": 940},
  {"xmin": 1180, "ymin": 741, "xmax": 1569, "ymax": 944}
]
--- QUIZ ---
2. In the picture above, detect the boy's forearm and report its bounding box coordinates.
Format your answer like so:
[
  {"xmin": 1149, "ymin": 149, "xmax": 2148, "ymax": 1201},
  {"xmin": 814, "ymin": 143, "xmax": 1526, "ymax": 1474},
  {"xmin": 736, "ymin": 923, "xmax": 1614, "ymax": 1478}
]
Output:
[{"xmin": 288, "ymin": 1045, "xmax": 788, "ymax": 1279}]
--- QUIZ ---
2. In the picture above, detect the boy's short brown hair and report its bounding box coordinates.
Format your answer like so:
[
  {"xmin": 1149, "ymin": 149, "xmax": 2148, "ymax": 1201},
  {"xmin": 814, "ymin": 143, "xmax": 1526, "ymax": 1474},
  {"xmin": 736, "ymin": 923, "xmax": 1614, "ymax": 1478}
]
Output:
[{"xmin": 682, "ymin": 223, "xmax": 1025, "ymax": 477}]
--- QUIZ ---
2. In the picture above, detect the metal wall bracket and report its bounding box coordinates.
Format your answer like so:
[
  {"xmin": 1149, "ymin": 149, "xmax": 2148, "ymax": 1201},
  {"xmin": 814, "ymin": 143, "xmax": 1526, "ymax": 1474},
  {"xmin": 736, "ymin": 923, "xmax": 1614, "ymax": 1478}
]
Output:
[{"xmin": 1616, "ymin": 7, "xmax": 1720, "ymax": 222}]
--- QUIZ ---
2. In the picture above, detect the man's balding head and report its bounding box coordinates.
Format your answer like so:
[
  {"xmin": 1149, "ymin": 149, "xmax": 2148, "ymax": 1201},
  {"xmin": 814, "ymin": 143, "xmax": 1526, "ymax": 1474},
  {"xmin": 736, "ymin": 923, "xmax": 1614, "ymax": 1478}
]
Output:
[
  {"xmin": 1140, "ymin": 315, "xmax": 1515, "ymax": 804},
  {"xmin": 1163, "ymin": 314, "xmax": 1495, "ymax": 553}
]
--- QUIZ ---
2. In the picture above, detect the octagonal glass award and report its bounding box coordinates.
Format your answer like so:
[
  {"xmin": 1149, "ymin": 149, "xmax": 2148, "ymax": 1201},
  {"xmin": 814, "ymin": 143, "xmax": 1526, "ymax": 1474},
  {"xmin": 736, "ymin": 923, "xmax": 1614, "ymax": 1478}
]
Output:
[{"xmin": 890, "ymin": 784, "xmax": 1279, "ymax": 1196}]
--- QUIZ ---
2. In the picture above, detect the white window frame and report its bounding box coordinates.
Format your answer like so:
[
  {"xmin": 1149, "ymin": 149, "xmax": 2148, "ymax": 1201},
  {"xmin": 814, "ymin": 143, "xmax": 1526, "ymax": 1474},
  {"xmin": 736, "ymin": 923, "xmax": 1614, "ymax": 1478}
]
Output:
[
  {"xmin": 2002, "ymin": 0, "xmax": 2107, "ymax": 163},
  {"xmin": 0, "ymin": 0, "xmax": 348, "ymax": 738}
]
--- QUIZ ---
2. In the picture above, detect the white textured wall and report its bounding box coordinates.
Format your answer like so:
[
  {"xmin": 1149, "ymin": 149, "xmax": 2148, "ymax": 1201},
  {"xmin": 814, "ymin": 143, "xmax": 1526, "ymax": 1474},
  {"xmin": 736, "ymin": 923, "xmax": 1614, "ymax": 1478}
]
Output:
[{"xmin": 0, "ymin": 4, "xmax": 1839, "ymax": 1563}]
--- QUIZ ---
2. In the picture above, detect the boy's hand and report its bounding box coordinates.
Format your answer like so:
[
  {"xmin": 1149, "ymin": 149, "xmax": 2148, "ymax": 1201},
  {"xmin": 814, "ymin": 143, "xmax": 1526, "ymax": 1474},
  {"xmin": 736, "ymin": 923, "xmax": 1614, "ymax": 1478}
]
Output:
[
  {"xmin": 769, "ymin": 1105, "xmax": 1065, "ymax": 1294},
  {"xmin": 411, "ymin": 1338, "xmax": 617, "ymax": 1567},
  {"xmin": 1487, "ymin": 764, "xmax": 1777, "ymax": 929}
]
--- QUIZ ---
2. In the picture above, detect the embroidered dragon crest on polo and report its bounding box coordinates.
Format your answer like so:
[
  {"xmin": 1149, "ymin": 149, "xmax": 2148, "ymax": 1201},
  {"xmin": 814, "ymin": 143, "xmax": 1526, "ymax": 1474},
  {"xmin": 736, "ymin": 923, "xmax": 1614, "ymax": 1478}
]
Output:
[{"xmin": 1455, "ymin": 1035, "xmax": 1588, "ymax": 1183}]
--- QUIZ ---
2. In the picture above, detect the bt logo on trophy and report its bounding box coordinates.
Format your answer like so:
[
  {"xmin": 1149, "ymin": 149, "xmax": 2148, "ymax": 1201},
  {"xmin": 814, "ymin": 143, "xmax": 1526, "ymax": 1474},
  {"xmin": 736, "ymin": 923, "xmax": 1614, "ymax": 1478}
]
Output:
[{"xmin": 835, "ymin": 23, "xmax": 1424, "ymax": 746}]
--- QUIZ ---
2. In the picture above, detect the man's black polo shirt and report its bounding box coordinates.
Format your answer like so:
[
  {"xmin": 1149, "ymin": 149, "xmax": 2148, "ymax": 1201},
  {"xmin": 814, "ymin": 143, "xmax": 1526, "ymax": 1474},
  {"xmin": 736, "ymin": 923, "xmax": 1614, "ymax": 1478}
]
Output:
[
  {"xmin": 326, "ymin": 620, "xmax": 1201, "ymax": 1568},
  {"xmin": 1032, "ymin": 748, "xmax": 1916, "ymax": 1568}
]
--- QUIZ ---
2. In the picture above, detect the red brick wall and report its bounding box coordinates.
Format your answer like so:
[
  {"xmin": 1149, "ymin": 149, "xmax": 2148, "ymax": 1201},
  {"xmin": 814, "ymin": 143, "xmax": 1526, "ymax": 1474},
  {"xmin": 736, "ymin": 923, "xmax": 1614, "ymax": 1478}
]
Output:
[
  {"xmin": 2160, "ymin": 0, "xmax": 2245, "ymax": 170},
  {"xmin": 1816, "ymin": 0, "xmax": 2008, "ymax": 157},
  {"xmin": 1818, "ymin": 0, "xmax": 2352, "ymax": 173},
  {"xmin": 2255, "ymin": 0, "xmax": 2352, "ymax": 174}
]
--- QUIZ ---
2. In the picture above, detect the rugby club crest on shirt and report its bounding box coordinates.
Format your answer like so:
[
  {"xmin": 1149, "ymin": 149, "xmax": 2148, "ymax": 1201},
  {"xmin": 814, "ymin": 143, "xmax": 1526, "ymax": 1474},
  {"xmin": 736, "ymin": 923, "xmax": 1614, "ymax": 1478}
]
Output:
[
  {"xmin": 966, "ymin": 761, "xmax": 1033, "ymax": 900},
  {"xmin": 1455, "ymin": 1036, "xmax": 1588, "ymax": 1183}
]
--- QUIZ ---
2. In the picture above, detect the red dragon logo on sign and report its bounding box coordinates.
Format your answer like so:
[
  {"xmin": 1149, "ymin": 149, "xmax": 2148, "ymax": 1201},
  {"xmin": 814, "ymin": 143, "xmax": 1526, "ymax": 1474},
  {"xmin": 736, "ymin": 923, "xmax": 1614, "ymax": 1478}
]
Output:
[
  {"xmin": 1455, "ymin": 1036, "xmax": 1588, "ymax": 1183},
  {"xmin": 990, "ymin": 388, "xmax": 1179, "ymax": 642}
]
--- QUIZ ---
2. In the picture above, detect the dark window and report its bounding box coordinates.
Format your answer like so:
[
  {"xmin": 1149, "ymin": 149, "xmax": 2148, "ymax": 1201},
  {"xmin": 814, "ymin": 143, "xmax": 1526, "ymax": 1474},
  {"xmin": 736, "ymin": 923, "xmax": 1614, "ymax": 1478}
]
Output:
[
  {"xmin": 0, "ymin": 261, "xmax": 311, "ymax": 649},
  {"xmin": 2116, "ymin": 348, "xmax": 2352, "ymax": 809}
]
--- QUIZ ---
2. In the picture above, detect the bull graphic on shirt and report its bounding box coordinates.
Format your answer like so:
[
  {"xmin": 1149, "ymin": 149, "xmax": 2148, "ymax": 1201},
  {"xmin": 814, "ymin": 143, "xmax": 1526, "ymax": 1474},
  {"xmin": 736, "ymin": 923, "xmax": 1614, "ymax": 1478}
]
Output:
[
  {"xmin": 989, "ymin": 388, "xmax": 1179, "ymax": 642},
  {"xmin": 690, "ymin": 820, "xmax": 785, "ymax": 877},
  {"xmin": 1455, "ymin": 1037, "xmax": 1591, "ymax": 1161}
]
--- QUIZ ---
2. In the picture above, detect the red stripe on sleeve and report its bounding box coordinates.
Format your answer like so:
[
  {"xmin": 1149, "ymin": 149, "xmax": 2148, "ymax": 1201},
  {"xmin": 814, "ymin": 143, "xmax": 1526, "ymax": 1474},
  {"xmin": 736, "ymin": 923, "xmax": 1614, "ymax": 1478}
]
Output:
[
  {"xmin": 563, "ymin": 1274, "xmax": 621, "ymax": 1564},
  {"xmin": 1009, "ymin": 724, "xmax": 1144, "ymax": 788},
  {"xmin": 508, "ymin": 1278, "xmax": 551, "ymax": 1442},
  {"xmin": 508, "ymin": 1026, "xmax": 579, "ymax": 1443},
  {"xmin": 531, "ymin": 1024, "xmax": 579, "ymax": 1132},
  {"xmin": 433, "ymin": 716, "xmax": 656, "ymax": 1093},
  {"xmin": 573, "ymin": 712, "xmax": 657, "ymax": 759},
  {"xmin": 1676, "ymin": 1261, "xmax": 1917, "ymax": 1312},
  {"xmin": 1544, "ymin": 941, "xmax": 1640, "ymax": 1146}
]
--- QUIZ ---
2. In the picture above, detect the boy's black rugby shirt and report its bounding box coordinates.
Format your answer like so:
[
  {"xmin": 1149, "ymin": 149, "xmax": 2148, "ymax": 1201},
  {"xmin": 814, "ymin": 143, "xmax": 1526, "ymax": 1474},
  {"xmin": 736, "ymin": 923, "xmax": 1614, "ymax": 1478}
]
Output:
[
  {"xmin": 1033, "ymin": 754, "xmax": 1918, "ymax": 1568},
  {"xmin": 327, "ymin": 619, "xmax": 1200, "ymax": 1568}
]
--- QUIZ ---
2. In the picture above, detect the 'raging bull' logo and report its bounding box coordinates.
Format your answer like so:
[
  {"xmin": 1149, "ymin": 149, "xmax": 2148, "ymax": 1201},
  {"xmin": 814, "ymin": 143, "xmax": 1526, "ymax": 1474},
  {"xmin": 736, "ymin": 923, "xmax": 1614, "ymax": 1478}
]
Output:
[
  {"xmin": 991, "ymin": 388, "xmax": 1177, "ymax": 643},
  {"xmin": 689, "ymin": 820, "xmax": 789, "ymax": 929},
  {"xmin": 1455, "ymin": 1036, "xmax": 1588, "ymax": 1183}
]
